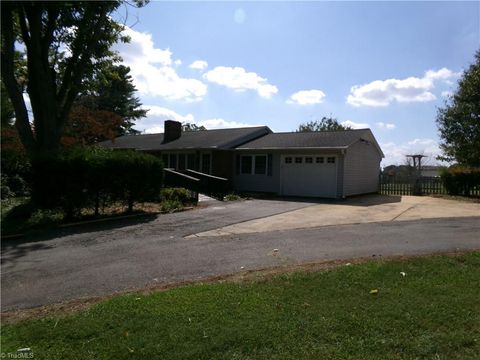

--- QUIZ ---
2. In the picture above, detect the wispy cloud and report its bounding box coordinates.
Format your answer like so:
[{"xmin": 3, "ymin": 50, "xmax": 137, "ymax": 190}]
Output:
[
  {"xmin": 287, "ymin": 89, "xmax": 326, "ymax": 105},
  {"xmin": 114, "ymin": 26, "xmax": 207, "ymax": 102},
  {"xmin": 203, "ymin": 66, "xmax": 278, "ymax": 99},
  {"xmin": 381, "ymin": 138, "xmax": 442, "ymax": 166},
  {"xmin": 134, "ymin": 105, "xmax": 260, "ymax": 133},
  {"xmin": 342, "ymin": 120, "xmax": 370, "ymax": 129},
  {"xmin": 376, "ymin": 122, "xmax": 396, "ymax": 130},
  {"xmin": 189, "ymin": 60, "xmax": 208, "ymax": 70},
  {"xmin": 347, "ymin": 68, "xmax": 460, "ymax": 107}
]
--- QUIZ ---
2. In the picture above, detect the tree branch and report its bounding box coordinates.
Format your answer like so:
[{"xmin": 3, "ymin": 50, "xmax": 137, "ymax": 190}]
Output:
[{"xmin": 1, "ymin": 3, "xmax": 36, "ymax": 155}]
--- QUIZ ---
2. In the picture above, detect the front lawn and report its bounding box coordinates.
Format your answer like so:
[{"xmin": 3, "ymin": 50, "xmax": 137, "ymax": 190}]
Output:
[{"xmin": 2, "ymin": 253, "xmax": 479, "ymax": 359}]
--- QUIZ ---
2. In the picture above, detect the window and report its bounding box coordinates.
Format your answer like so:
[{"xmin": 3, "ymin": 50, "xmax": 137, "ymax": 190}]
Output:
[
  {"xmin": 305, "ymin": 157, "xmax": 313, "ymax": 164},
  {"xmin": 201, "ymin": 154, "xmax": 211, "ymax": 174},
  {"xmin": 295, "ymin": 157, "xmax": 303, "ymax": 164},
  {"xmin": 241, "ymin": 155, "xmax": 252, "ymax": 174},
  {"xmin": 254, "ymin": 155, "xmax": 267, "ymax": 174},
  {"xmin": 169, "ymin": 154, "xmax": 177, "ymax": 169},
  {"xmin": 187, "ymin": 154, "xmax": 196, "ymax": 170},
  {"xmin": 178, "ymin": 154, "xmax": 186, "ymax": 170},
  {"xmin": 316, "ymin": 157, "xmax": 324, "ymax": 164},
  {"xmin": 327, "ymin": 157, "xmax": 336, "ymax": 163},
  {"xmin": 285, "ymin": 157, "xmax": 292, "ymax": 164}
]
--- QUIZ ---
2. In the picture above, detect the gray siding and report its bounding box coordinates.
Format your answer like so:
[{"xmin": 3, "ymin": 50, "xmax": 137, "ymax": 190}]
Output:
[
  {"xmin": 343, "ymin": 140, "xmax": 382, "ymax": 196},
  {"xmin": 233, "ymin": 152, "xmax": 281, "ymax": 193}
]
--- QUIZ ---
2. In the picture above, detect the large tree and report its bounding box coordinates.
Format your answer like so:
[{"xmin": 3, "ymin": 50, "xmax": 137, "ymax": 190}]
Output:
[
  {"xmin": 76, "ymin": 64, "xmax": 147, "ymax": 136},
  {"xmin": 297, "ymin": 117, "xmax": 352, "ymax": 132},
  {"xmin": 0, "ymin": 1, "xmax": 142, "ymax": 157},
  {"xmin": 61, "ymin": 64, "xmax": 147, "ymax": 145},
  {"xmin": 436, "ymin": 50, "xmax": 480, "ymax": 167}
]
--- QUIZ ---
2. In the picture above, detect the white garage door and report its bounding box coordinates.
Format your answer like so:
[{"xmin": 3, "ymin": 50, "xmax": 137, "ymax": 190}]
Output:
[{"xmin": 280, "ymin": 155, "xmax": 337, "ymax": 198}]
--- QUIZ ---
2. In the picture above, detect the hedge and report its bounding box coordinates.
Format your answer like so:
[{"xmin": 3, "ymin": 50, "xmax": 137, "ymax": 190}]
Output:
[
  {"xmin": 31, "ymin": 147, "xmax": 163, "ymax": 217},
  {"xmin": 440, "ymin": 166, "xmax": 480, "ymax": 197}
]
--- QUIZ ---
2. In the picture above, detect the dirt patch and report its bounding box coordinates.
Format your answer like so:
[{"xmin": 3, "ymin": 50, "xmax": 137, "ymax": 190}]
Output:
[{"xmin": 1, "ymin": 250, "xmax": 474, "ymax": 324}]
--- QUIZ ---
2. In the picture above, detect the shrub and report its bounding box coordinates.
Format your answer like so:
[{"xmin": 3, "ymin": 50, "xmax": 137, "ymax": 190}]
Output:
[
  {"xmin": 160, "ymin": 187, "xmax": 191, "ymax": 205},
  {"xmin": 224, "ymin": 193, "xmax": 241, "ymax": 201},
  {"xmin": 31, "ymin": 147, "xmax": 164, "ymax": 217},
  {"xmin": 441, "ymin": 166, "xmax": 480, "ymax": 196},
  {"xmin": 160, "ymin": 199, "xmax": 184, "ymax": 212}
]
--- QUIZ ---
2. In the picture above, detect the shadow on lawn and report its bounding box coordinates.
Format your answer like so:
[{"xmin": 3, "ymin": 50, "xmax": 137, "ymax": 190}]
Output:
[{"xmin": 1, "ymin": 214, "xmax": 159, "ymax": 265}]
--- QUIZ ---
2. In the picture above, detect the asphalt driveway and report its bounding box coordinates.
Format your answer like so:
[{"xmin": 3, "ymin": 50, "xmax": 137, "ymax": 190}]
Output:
[{"xmin": 1, "ymin": 195, "xmax": 479, "ymax": 311}]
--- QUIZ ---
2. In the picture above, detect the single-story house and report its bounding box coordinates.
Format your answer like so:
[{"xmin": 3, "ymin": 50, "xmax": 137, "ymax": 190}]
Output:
[{"xmin": 99, "ymin": 120, "xmax": 384, "ymax": 198}]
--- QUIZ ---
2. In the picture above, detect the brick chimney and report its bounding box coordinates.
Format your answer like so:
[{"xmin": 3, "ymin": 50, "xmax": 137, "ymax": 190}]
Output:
[{"xmin": 163, "ymin": 120, "xmax": 182, "ymax": 143}]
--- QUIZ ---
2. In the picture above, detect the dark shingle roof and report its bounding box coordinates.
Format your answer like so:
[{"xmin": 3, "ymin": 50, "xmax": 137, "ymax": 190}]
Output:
[
  {"xmin": 236, "ymin": 129, "xmax": 373, "ymax": 149},
  {"xmin": 98, "ymin": 126, "xmax": 271, "ymax": 151}
]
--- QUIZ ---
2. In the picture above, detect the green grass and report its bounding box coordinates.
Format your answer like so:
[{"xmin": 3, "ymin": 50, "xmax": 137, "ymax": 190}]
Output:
[{"xmin": 2, "ymin": 253, "xmax": 480, "ymax": 359}]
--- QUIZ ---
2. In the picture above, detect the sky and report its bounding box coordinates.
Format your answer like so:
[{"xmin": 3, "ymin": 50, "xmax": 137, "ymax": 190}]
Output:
[{"xmin": 111, "ymin": 1, "xmax": 480, "ymax": 166}]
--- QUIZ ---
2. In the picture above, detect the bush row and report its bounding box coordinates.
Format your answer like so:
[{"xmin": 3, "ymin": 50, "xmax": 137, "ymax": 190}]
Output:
[
  {"xmin": 440, "ymin": 166, "xmax": 480, "ymax": 196},
  {"xmin": 31, "ymin": 147, "xmax": 163, "ymax": 217}
]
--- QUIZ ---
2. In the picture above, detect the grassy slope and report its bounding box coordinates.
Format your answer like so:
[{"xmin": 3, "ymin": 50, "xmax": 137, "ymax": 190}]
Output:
[{"xmin": 2, "ymin": 253, "xmax": 479, "ymax": 359}]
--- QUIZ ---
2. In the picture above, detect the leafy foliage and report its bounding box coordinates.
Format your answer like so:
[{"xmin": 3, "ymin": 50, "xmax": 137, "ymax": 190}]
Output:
[
  {"xmin": 0, "ymin": 2, "xmax": 144, "ymax": 156},
  {"xmin": 62, "ymin": 106, "xmax": 124, "ymax": 146},
  {"xmin": 182, "ymin": 123, "xmax": 207, "ymax": 132},
  {"xmin": 297, "ymin": 117, "xmax": 352, "ymax": 132},
  {"xmin": 437, "ymin": 50, "xmax": 480, "ymax": 166},
  {"xmin": 31, "ymin": 147, "xmax": 163, "ymax": 217},
  {"xmin": 73, "ymin": 64, "xmax": 147, "ymax": 138},
  {"xmin": 440, "ymin": 166, "xmax": 480, "ymax": 197}
]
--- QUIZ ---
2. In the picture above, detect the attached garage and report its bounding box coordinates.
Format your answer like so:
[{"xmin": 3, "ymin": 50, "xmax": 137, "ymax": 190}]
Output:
[
  {"xmin": 280, "ymin": 155, "xmax": 337, "ymax": 198},
  {"xmin": 234, "ymin": 129, "xmax": 384, "ymax": 198}
]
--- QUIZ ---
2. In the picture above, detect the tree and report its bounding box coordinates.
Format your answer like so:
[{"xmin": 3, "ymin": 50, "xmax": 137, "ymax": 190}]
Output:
[
  {"xmin": 61, "ymin": 106, "xmax": 123, "ymax": 146},
  {"xmin": 297, "ymin": 117, "xmax": 352, "ymax": 132},
  {"xmin": 75, "ymin": 64, "xmax": 147, "ymax": 137},
  {"xmin": 62, "ymin": 64, "xmax": 147, "ymax": 146},
  {"xmin": 0, "ymin": 2, "xmax": 143, "ymax": 157},
  {"xmin": 1, "ymin": 81, "xmax": 15, "ymax": 127},
  {"xmin": 182, "ymin": 123, "xmax": 207, "ymax": 132},
  {"xmin": 436, "ymin": 50, "xmax": 480, "ymax": 167}
]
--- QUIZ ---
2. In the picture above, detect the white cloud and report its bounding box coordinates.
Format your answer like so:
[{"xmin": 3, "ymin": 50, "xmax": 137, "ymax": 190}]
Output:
[
  {"xmin": 342, "ymin": 120, "xmax": 369, "ymax": 129},
  {"xmin": 114, "ymin": 27, "xmax": 207, "ymax": 102},
  {"xmin": 174, "ymin": 59, "xmax": 182, "ymax": 66},
  {"xmin": 133, "ymin": 105, "xmax": 260, "ymax": 133},
  {"xmin": 441, "ymin": 90, "xmax": 453, "ymax": 98},
  {"xmin": 189, "ymin": 60, "xmax": 208, "ymax": 70},
  {"xmin": 203, "ymin": 66, "xmax": 278, "ymax": 99},
  {"xmin": 234, "ymin": 8, "xmax": 246, "ymax": 24},
  {"xmin": 380, "ymin": 138, "xmax": 442, "ymax": 166},
  {"xmin": 376, "ymin": 122, "xmax": 396, "ymax": 130},
  {"xmin": 287, "ymin": 89, "xmax": 326, "ymax": 105},
  {"xmin": 347, "ymin": 67, "xmax": 459, "ymax": 107}
]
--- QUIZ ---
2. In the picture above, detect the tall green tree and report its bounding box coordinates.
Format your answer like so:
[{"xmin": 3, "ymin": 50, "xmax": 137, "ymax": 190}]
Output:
[
  {"xmin": 81, "ymin": 64, "xmax": 146, "ymax": 135},
  {"xmin": 60, "ymin": 65, "xmax": 146, "ymax": 146},
  {"xmin": 436, "ymin": 50, "xmax": 480, "ymax": 167},
  {"xmin": 297, "ymin": 117, "xmax": 352, "ymax": 132},
  {"xmin": 0, "ymin": 1, "xmax": 143, "ymax": 157}
]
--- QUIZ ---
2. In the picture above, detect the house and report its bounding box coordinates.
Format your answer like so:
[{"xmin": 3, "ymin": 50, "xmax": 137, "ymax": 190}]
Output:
[{"xmin": 99, "ymin": 120, "xmax": 384, "ymax": 198}]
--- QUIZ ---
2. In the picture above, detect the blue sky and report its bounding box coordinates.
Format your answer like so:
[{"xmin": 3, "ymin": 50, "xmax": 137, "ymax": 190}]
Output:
[{"xmin": 112, "ymin": 1, "xmax": 479, "ymax": 165}]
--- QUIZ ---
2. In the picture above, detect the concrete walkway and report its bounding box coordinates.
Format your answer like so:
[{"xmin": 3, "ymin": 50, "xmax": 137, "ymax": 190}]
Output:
[{"xmin": 188, "ymin": 196, "xmax": 480, "ymax": 237}]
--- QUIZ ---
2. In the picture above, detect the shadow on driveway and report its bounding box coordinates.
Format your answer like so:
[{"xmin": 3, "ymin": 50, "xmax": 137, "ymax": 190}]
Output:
[
  {"xmin": 1, "ymin": 214, "xmax": 159, "ymax": 257},
  {"xmin": 246, "ymin": 193, "xmax": 402, "ymax": 207}
]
